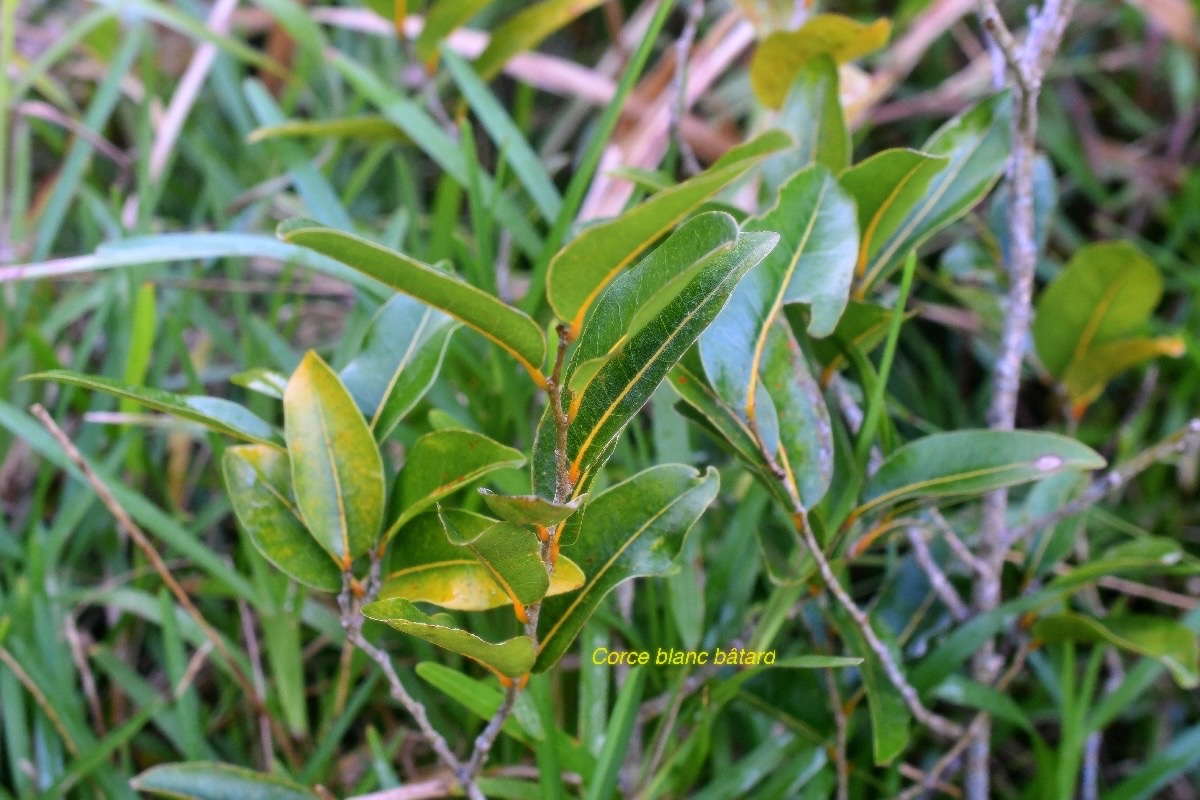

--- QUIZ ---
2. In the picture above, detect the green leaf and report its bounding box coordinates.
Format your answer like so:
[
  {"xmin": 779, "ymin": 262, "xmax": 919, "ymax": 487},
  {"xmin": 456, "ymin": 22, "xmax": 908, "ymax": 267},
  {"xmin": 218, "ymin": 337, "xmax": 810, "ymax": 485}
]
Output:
[
  {"xmin": 278, "ymin": 221, "xmax": 547, "ymax": 382},
  {"xmin": 763, "ymin": 55, "xmax": 849, "ymax": 187},
  {"xmin": 750, "ymin": 14, "xmax": 891, "ymax": 108},
  {"xmin": 440, "ymin": 47, "xmax": 562, "ymax": 223},
  {"xmin": 667, "ymin": 352, "xmax": 786, "ymax": 504},
  {"xmin": 849, "ymin": 93, "xmax": 1012, "ymax": 289},
  {"xmin": 698, "ymin": 166, "xmax": 850, "ymax": 503},
  {"xmin": 361, "ymin": 598, "xmax": 536, "ymax": 678},
  {"xmin": 833, "ymin": 612, "xmax": 911, "ymax": 765},
  {"xmin": 478, "ymin": 489, "xmax": 586, "ymax": 527},
  {"xmin": 247, "ymin": 115, "xmax": 405, "ymax": 143},
  {"xmin": 840, "ymin": 148, "xmax": 947, "ymax": 284},
  {"xmin": 24, "ymin": 371, "xmax": 282, "ymax": 447},
  {"xmin": 1101, "ymin": 723, "xmax": 1200, "ymax": 800},
  {"xmin": 583, "ymin": 667, "xmax": 645, "ymax": 800},
  {"xmin": 439, "ymin": 510, "xmax": 550, "ymax": 616},
  {"xmin": 223, "ymin": 445, "xmax": 341, "ymax": 592},
  {"xmin": 559, "ymin": 228, "xmax": 778, "ymax": 494},
  {"xmin": 392, "ymin": 429, "xmax": 526, "ymax": 534},
  {"xmin": 340, "ymin": 294, "xmax": 460, "ymax": 441},
  {"xmin": 802, "ymin": 300, "xmax": 896, "ymax": 367},
  {"xmin": 858, "ymin": 430, "xmax": 1105, "ymax": 517},
  {"xmin": 416, "ymin": 662, "xmax": 541, "ymax": 744},
  {"xmin": 1049, "ymin": 538, "xmax": 1200, "ymax": 589},
  {"xmin": 750, "ymin": 164, "xmax": 859, "ymax": 337},
  {"xmin": 1033, "ymin": 612, "xmax": 1199, "ymax": 689},
  {"xmin": 1034, "ymin": 242, "xmax": 1163, "ymax": 376},
  {"xmin": 535, "ymin": 465, "xmax": 719, "ymax": 671},
  {"xmin": 474, "ymin": 0, "xmax": 606, "ymax": 80},
  {"xmin": 755, "ymin": 321, "xmax": 834, "ymax": 507},
  {"xmin": 131, "ymin": 762, "xmax": 317, "ymax": 799},
  {"xmin": 545, "ymin": 131, "xmax": 789, "ymax": 333},
  {"xmin": 284, "ymin": 351, "xmax": 385, "ymax": 569},
  {"xmin": 416, "ymin": 0, "xmax": 491, "ymax": 62},
  {"xmin": 932, "ymin": 676, "xmax": 1036, "ymax": 733},
  {"xmin": 382, "ymin": 513, "xmax": 584, "ymax": 611}
]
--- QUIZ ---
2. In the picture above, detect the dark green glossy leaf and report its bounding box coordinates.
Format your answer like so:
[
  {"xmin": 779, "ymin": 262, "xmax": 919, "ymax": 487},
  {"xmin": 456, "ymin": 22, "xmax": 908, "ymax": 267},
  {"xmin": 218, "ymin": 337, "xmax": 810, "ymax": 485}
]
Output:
[
  {"xmin": 392, "ymin": 429, "xmax": 526, "ymax": 534},
  {"xmin": 340, "ymin": 294, "xmax": 460, "ymax": 441},
  {"xmin": 284, "ymin": 351, "xmax": 385, "ymax": 568},
  {"xmin": 546, "ymin": 132, "xmax": 789, "ymax": 333},
  {"xmin": 535, "ymin": 465, "xmax": 719, "ymax": 671},
  {"xmin": 131, "ymin": 762, "xmax": 317, "ymax": 799},
  {"xmin": 361, "ymin": 597, "xmax": 536, "ymax": 678},
  {"xmin": 279, "ymin": 221, "xmax": 547, "ymax": 381},
  {"xmin": 25, "ymin": 371, "xmax": 281, "ymax": 447},
  {"xmin": 858, "ymin": 430, "xmax": 1105, "ymax": 518},
  {"xmin": 223, "ymin": 445, "xmax": 341, "ymax": 592},
  {"xmin": 559, "ymin": 229, "xmax": 777, "ymax": 495}
]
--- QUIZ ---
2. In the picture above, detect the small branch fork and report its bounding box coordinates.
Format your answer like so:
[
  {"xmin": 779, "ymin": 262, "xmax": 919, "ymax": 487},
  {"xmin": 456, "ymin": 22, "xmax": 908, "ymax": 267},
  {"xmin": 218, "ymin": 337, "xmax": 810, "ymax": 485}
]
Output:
[
  {"xmin": 752, "ymin": 431, "xmax": 964, "ymax": 742},
  {"xmin": 971, "ymin": 0, "xmax": 1078, "ymax": 795}
]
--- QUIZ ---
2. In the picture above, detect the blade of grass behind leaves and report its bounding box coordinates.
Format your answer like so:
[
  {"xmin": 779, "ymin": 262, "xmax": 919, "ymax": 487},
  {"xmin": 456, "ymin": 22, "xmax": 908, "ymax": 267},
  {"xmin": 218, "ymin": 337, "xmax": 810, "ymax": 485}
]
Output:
[
  {"xmin": 522, "ymin": 0, "xmax": 673, "ymax": 313},
  {"xmin": 32, "ymin": 26, "xmax": 143, "ymax": 259}
]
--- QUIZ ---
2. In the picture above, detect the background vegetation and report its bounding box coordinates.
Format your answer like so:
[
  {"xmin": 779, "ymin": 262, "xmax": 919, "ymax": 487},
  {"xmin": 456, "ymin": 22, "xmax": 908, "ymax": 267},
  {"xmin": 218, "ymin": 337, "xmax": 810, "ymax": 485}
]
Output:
[{"xmin": 1, "ymin": 0, "xmax": 1199, "ymax": 798}]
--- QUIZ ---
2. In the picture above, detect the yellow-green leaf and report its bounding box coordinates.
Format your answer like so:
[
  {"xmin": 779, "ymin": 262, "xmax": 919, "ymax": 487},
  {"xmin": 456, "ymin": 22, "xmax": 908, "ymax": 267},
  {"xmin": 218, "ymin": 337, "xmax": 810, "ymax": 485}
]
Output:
[
  {"xmin": 439, "ymin": 509, "xmax": 549, "ymax": 613},
  {"xmin": 839, "ymin": 148, "xmax": 948, "ymax": 282},
  {"xmin": 284, "ymin": 351, "xmax": 385, "ymax": 569},
  {"xmin": 474, "ymin": 0, "xmax": 606, "ymax": 80},
  {"xmin": 416, "ymin": 0, "xmax": 491, "ymax": 63},
  {"xmin": 1062, "ymin": 336, "xmax": 1185, "ymax": 408},
  {"xmin": 1033, "ymin": 241, "xmax": 1176, "ymax": 409},
  {"xmin": 535, "ymin": 465, "xmax": 719, "ymax": 671},
  {"xmin": 478, "ymin": 489, "xmax": 586, "ymax": 527},
  {"xmin": 223, "ymin": 445, "xmax": 342, "ymax": 592},
  {"xmin": 750, "ymin": 14, "xmax": 891, "ymax": 108},
  {"xmin": 362, "ymin": 597, "xmax": 536, "ymax": 678},
  {"xmin": 381, "ymin": 512, "xmax": 584, "ymax": 610}
]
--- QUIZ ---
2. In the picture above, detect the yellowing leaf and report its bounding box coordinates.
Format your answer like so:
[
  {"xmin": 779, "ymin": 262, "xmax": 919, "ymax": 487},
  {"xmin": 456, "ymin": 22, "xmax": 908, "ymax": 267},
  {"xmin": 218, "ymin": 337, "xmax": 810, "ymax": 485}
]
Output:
[
  {"xmin": 750, "ymin": 14, "xmax": 891, "ymax": 108},
  {"xmin": 284, "ymin": 351, "xmax": 385, "ymax": 569},
  {"xmin": 1034, "ymin": 242, "xmax": 1179, "ymax": 411},
  {"xmin": 1062, "ymin": 336, "xmax": 1185, "ymax": 409}
]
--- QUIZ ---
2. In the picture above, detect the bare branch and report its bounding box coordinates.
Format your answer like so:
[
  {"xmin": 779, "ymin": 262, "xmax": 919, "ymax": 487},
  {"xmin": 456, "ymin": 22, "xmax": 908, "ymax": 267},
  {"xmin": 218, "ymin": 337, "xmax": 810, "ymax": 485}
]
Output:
[{"xmin": 906, "ymin": 527, "xmax": 970, "ymax": 622}]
